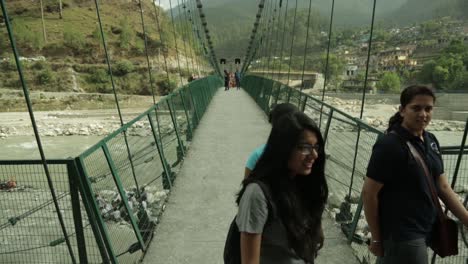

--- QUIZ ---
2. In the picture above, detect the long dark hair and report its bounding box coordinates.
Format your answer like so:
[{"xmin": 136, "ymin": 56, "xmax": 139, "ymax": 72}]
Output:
[
  {"xmin": 237, "ymin": 111, "xmax": 328, "ymax": 262},
  {"xmin": 268, "ymin": 103, "xmax": 299, "ymax": 124},
  {"xmin": 386, "ymin": 85, "xmax": 436, "ymax": 132}
]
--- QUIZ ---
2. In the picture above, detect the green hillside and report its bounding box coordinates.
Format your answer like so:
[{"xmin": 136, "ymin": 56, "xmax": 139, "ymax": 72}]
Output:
[
  {"xmin": 385, "ymin": 0, "xmax": 468, "ymax": 25},
  {"xmin": 0, "ymin": 0, "xmax": 204, "ymax": 96}
]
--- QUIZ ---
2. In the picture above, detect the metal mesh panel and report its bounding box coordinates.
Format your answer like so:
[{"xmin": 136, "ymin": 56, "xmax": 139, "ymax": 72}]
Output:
[
  {"xmin": 155, "ymin": 101, "xmax": 180, "ymax": 169},
  {"xmin": 0, "ymin": 162, "xmax": 101, "ymax": 263},
  {"xmin": 81, "ymin": 144, "xmax": 143, "ymax": 263}
]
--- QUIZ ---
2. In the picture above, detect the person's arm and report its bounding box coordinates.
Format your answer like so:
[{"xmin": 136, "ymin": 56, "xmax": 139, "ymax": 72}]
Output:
[
  {"xmin": 362, "ymin": 177, "xmax": 384, "ymax": 257},
  {"xmin": 438, "ymin": 175, "xmax": 468, "ymax": 227},
  {"xmin": 240, "ymin": 232, "xmax": 262, "ymax": 264},
  {"xmin": 318, "ymin": 222, "xmax": 324, "ymax": 250},
  {"xmin": 244, "ymin": 168, "xmax": 252, "ymax": 178}
]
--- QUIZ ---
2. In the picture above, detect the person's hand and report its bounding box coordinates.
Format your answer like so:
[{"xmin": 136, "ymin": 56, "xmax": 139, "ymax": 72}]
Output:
[
  {"xmin": 368, "ymin": 241, "xmax": 384, "ymax": 257},
  {"xmin": 317, "ymin": 226, "xmax": 324, "ymax": 250}
]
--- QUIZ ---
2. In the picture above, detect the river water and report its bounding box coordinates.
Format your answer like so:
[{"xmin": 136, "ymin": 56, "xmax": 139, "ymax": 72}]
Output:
[{"xmin": 0, "ymin": 135, "xmax": 104, "ymax": 160}]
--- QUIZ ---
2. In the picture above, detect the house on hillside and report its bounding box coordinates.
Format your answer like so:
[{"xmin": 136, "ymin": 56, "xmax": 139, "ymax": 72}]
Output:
[
  {"xmin": 341, "ymin": 76, "xmax": 378, "ymax": 93},
  {"xmin": 378, "ymin": 47, "xmax": 417, "ymax": 72}
]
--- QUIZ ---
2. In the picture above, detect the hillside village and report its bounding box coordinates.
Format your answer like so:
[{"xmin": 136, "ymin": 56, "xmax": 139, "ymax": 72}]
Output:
[
  {"xmin": 337, "ymin": 18, "xmax": 468, "ymax": 93},
  {"xmin": 249, "ymin": 17, "xmax": 468, "ymax": 94}
]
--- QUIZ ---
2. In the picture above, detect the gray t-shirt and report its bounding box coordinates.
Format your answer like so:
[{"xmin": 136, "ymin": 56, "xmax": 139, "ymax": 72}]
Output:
[{"xmin": 236, "ymin": 183, "xmax": 306, "ymax": 264}]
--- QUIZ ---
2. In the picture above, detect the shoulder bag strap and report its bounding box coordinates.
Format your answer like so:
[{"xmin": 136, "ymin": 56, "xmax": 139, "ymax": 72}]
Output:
[{"xmin": 406, "ymin": 141, "xmax": 445, "ymax": 219}]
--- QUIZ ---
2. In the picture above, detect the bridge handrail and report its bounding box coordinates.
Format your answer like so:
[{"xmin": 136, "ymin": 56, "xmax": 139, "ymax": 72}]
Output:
[{"xmin": 0, "ymin": 75, "xmax": 222, "ymax": 263}]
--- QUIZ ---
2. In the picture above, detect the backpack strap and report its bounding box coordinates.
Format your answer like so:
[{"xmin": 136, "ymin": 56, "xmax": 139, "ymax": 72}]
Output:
[{"xmin": 253, "ymin": 181, "xmax": 276, "ymax": 223}]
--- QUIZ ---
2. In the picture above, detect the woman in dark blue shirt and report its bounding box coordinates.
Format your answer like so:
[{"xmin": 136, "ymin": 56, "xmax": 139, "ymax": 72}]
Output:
[{"xmin": 362, "ymin": 85, "xmax": 468, "ymax": 264}]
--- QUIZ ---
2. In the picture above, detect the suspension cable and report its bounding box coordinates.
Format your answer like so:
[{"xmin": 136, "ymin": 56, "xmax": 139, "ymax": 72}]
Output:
[
  {"xmin": 154, "ymin": 0, "xmax": 172, "ymax": 89},
  {"xmin": 319, "ymin": 0, "xmax": 335, "ymax": 128},
  {"xmin": 260, "ymin": 0, "xmax": 274, "ymax": 74},
  {"xmin": 286, "ymin": 0, "xmax": 299, "ymax": 87},
  {"xmin": 181, "ymin": 0, "xmax": 197, "ymax": 76},
  {"xmin": 168, "ymin": 0, "xmax": 185, "ymax": 84},
  {"xmin": 176, "ymin": 0, "xmax": 192, "ymax": 79},
  {"xmin": 299, "ymin": 0, "xmax": 313, "ymax": 93},
  {"xmin": 276, "ymin": 0, "xmax": 290, "ymax": 80},
  {"xmin": 348, "ymin": 0, "xmax": 378, "ymax": 201},
  {"xmin": 359, "ymin": 0, "xmax": 377, "ymax": 119},
  {"xmin": 268, "ymin": 0, "xmax": 283, "ymax": 80},
  {"xmin": 264, "ymin": 0, "xmax": 278, "ymax": 76},
  {"xmin": 93, "ymin": 0, "xmax": 140, "ymax": 196},
  {"xmin": 0, "ymin": 2, "xmax": 77, "ymax": 262},
  {"xmin": 138, "ymin": 0, "xmax": 157, "ymax": 105},
  {"xmin": 188, "ymin": 0, "xmax": 204, "ymax": 77},
  {"xmin": 241, "ymin": 0, "xmax": 266, "ymax": 75}
]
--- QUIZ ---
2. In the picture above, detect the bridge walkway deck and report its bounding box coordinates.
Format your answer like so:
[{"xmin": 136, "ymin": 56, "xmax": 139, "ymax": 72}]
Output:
[{"xmin": 142, "ymin": 88, "xmax": 359, "ymax": 264}]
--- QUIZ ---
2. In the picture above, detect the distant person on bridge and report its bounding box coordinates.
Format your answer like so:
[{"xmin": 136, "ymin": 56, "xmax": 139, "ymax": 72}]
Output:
[
  {"xmin": 362, "ymin": 85, "xmax": 468, "ymax": 264},
  {"xmin": 244, "ymin": 103, "xmax": 299, "ymax": 178},
  {"xmin": 224, "ymin": 70, "xmax": 230, "ymax": 91},
  {"xmin": 235, "ymin": 69, "xmax": 241, "ymax": 90},
  {"xmin": 235, "ymin": 111, "xmax": 328, "ymax": 263}
]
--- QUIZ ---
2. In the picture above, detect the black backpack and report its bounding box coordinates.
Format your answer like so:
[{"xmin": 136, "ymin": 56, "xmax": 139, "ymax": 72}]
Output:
[{"xmin": 223, "ymin": 181, "xmax": 275, "ymax": 264}]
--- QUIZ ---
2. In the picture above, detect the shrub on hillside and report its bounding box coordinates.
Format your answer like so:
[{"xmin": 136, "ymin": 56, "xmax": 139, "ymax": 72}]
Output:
[
  {"xmin": 42, "ymin": 42, "xmax": 70, "ymax": 57},
  {"xmin": 0, "ymin": 59, "xmax": 17, "ymax": 71},
  {"xmin": 156, "ymin": 75, "xmax": 178, "ymax": 95},
  {"xmin": 113, "ymin": 60, "xmax": 134, "ymax": 76},
  {"xmin": 63, "ymin": 27, "xmax": 86, "ymax": 53},
  {"xmin": 89, "ymin": 69, "xmax": 109, "ymax": 83},
  {"xmin": 12, "ymin": 21, "xmax": 43, "ymax": 51},
  {"xmin": 32, "ymin": 61, "xmax": 48, "ymax": 71},
  {"xmin": 37, "ymin": 69, "xmax": 56, "ymax": 85}
]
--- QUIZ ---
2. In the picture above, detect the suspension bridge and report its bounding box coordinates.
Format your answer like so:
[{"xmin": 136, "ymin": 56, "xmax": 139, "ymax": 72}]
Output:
[{"xmin": 0, "ymin": 0, "xmax": 467, "ymax": 263}]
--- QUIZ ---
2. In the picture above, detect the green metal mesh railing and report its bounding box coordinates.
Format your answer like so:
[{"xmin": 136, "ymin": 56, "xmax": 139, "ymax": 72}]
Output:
[
  {"xmin": 242, "ymin": 74, "xmax": 468, "ymax": 264},
  {"xmin": 0, "ymin": 76, "xmax": 221, "ymax": 264},
  {"xmin": 0, "ymin": 160, "xmax": 102, "ymax": 264}
]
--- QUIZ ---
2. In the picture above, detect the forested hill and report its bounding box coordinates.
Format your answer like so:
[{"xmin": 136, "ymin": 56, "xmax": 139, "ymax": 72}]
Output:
[
  {"xmin": 180, "ymin": 0, "xmax": 408, "ymax": 61},
  {"xmin": 0, "ymin": 0, "xmax": 183, "ymax": 61},
  {"xmin": 0, "ymin": 0, "xmax": 200, "ymax": 96},
  {"xmin": 384, "ymin": 0, "xmax": 468, "ymax": 25},
  {"xmin": 173, "ymin": 0, "xmax": 465, "ymax": 62}
]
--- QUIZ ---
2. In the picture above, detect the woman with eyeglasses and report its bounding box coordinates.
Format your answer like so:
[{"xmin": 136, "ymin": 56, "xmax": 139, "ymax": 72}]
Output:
[{"xmin": 235, "ymin": 111, "xmax": 328, "ymax": 263}]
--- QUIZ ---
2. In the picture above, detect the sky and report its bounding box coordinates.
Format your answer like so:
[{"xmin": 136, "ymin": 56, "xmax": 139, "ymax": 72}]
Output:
[{"xmin": 154, "ymin": 0, "xmax": 172, "ymax": 10}]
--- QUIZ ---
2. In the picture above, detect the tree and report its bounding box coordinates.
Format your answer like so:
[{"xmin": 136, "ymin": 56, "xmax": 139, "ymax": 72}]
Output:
[
  {"xmin": 59, "ymin": 0, "xmax": 63, "ymax": 19},
  {"xmin": 320, "ymin": 53, "xmax": 344, "ymax": 81},
  {"xmin": 450, "ymin": 71, "xmax": 468, "ymax": 91},
  {"xmin": 418, "ymin": 60, "xmax": 437, "ymax": 84},
  {"xmin": 432, "ymin": 66, "xmax": 449, "ymax": 85},
  {"xmin": 377, "ymin": 72, "xmax": 400, "ymax": 93},
  {"xmin": 444, "ymin": 39, "xmax": 467, "ymax": 54},
  {"xmin": 40, "ymin": 0, "xmax": 47, "ymax": 43}
]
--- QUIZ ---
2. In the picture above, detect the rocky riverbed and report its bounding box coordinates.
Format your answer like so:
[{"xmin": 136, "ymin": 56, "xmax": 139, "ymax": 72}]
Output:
[
  {"xmin": 314, "ymin": 95, "xmax": 467, "ymax": 133},
  {"xmin": 0, "ymin": 108, "xmax": 189, "ymax": 139}
]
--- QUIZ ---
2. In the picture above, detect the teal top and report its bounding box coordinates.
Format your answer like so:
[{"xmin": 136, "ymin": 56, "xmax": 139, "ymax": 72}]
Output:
[{"xmin": 246, "ymin": 144, "xmax": 266, "ymax": 170}]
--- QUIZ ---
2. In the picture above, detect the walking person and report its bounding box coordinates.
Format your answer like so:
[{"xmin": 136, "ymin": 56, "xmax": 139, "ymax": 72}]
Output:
[
  {"xmin": 224, "ymin": 70, "xmax": 230, "ymax": 91},
  {"xmin": 362, "ymin": 85, "xmax": 468, "ymax": 264},
  {"xmin": 236, "ymin": 111, "xmax": 328, "ymax": 263},
  {"xmin": 235, "ymin": 69, "xmax": 241, "ymax": 90}
]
